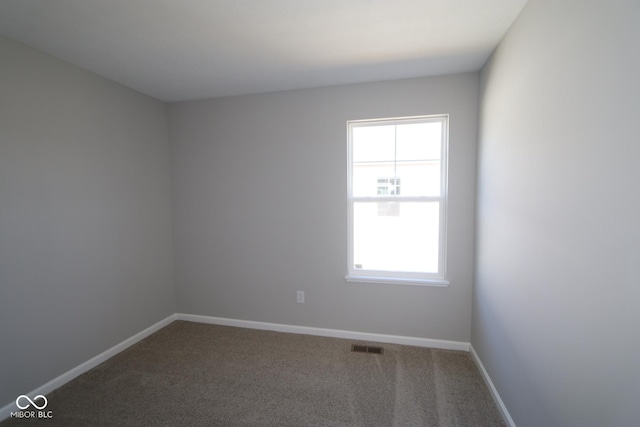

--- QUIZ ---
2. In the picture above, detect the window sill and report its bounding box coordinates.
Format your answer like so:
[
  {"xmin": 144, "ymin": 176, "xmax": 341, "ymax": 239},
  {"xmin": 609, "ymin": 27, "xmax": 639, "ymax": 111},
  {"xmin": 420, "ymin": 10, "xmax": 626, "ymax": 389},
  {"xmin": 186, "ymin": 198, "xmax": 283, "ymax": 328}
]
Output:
[{"xmin": 345, "ymin": 275, "xmax": 449, "ymax": 287}]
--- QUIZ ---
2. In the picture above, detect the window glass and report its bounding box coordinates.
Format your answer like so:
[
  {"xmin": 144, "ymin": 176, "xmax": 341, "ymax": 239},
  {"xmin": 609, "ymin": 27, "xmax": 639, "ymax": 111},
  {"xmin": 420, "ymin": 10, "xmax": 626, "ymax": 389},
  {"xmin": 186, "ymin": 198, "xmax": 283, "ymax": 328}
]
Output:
[{"xmin": 347, "ymin": 115, "xmax": 448, "ymax": 284}]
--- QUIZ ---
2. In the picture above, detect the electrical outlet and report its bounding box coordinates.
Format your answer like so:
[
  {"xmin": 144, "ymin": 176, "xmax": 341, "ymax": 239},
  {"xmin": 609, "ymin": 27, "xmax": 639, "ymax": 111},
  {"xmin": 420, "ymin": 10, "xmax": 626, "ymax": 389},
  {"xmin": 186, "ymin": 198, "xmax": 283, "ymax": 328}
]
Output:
[{"xmin": 296, "ymin": 291, "xmax": 305, "ymax": 304}]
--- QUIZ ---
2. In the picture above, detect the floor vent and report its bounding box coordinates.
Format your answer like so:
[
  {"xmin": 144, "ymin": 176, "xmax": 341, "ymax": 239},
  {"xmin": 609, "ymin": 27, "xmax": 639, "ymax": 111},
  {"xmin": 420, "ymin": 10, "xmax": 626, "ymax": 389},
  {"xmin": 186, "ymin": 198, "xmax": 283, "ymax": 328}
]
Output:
[{"xmin": 351, "ymin": 344, "xmax": 384, "ymax": 355}]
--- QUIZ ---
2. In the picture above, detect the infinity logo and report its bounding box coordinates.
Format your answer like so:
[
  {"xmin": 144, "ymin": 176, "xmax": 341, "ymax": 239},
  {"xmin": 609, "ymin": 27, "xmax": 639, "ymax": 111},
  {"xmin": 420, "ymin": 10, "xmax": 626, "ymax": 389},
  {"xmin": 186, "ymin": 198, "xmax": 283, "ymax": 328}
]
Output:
[{"xmin": 16, "ymin": 395, "xmax": 48, "ymax": 410}]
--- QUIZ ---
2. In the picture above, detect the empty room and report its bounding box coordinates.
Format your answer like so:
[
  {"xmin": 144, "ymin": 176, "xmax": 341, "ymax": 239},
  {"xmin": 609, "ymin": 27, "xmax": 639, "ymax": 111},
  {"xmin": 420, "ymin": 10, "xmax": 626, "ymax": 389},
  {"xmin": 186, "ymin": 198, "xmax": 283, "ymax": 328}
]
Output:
[{"xmin": 1, "ymin": 1, "xmax": 638, "ymax": 426}]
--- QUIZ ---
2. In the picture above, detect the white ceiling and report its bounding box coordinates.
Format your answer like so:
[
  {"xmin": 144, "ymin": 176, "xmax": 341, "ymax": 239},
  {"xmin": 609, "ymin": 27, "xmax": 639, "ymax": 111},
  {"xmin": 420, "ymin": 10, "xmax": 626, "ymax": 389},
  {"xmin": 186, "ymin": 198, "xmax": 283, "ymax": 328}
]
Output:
[{"xmin": 0, "ymin": 0, "xmax": 527, "ymax": 102}]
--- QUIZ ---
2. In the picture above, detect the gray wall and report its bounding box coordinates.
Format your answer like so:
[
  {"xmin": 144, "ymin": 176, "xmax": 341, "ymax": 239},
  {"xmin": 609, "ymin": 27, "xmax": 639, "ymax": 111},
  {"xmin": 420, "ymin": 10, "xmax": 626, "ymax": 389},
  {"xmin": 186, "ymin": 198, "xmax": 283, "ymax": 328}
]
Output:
[
  {"xmin": 473, "ymin": 1, "xmax": 640, "ymax": 426},
  {"xmin": 170, "ymin": 73, "xmax": 479, "ymax": 341},
  {"xmin": 0, "ymin": 37, "xmax": 175, "ymax": 406}
]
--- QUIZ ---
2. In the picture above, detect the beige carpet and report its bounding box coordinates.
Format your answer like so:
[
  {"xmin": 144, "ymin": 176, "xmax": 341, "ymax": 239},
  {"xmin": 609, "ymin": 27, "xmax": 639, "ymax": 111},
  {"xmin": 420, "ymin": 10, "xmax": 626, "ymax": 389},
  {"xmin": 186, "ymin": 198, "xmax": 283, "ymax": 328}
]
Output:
[{"xmin": 2, "ymin": 321, "xmax": 505, "ymax": 426}]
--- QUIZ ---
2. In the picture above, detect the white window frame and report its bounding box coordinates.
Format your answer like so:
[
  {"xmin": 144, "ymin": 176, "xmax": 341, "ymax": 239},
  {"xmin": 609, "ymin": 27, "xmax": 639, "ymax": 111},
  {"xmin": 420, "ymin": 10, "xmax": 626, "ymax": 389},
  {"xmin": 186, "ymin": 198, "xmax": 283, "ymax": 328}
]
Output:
[{"xmin": 346, "ymin": 114, "xmax": 449, "ymax": 287}]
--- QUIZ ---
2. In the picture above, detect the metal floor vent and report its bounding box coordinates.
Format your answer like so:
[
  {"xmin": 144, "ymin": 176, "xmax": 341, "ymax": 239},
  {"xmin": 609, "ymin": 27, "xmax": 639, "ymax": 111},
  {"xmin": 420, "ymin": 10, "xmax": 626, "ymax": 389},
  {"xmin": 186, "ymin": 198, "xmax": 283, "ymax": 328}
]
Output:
[{"xmin": 351, "ymin": 344, "xmax": 384, "ymax": 355}]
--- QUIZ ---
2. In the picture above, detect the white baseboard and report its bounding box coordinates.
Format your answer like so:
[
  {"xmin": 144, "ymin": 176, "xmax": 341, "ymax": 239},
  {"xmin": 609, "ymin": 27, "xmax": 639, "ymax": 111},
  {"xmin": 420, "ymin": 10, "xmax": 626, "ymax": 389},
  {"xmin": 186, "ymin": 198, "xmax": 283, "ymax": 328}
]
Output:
[
  {"xmin": 0, "ymin": 314, "xmax": 176, "ymax": 421},
  {"xmin": 470, "ymin": 344, "xmax": 516, "ymax": 427},
  {"xmin": 176, "ymin": 313, "xmax": 470, "ymax": 351}
]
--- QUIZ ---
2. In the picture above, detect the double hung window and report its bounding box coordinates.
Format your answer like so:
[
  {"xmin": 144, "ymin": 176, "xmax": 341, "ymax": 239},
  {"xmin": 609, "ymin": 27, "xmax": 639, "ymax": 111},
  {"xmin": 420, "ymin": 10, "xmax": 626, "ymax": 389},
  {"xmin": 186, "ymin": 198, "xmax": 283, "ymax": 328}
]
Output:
[{"xmin": 346, "ymin": 115, "xmax": 449, "ymax": 285}]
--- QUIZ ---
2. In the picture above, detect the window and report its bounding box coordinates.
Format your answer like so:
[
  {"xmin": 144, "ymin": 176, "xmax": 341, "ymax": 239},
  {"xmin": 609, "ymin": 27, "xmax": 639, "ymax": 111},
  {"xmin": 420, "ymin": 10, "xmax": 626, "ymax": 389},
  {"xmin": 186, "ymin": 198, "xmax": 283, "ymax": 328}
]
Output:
[{"xmin": 346, "ymin": 115, "xmax": 449, "ymax": 286}]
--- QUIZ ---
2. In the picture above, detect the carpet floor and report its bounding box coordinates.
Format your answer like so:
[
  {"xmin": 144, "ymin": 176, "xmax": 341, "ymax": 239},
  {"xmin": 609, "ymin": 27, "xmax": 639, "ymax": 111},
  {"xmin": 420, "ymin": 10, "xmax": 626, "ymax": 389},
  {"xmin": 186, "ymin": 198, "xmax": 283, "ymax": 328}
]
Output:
[{"xmin": 2, "ymin": 321, "xmax": 505, "ymax": 426}]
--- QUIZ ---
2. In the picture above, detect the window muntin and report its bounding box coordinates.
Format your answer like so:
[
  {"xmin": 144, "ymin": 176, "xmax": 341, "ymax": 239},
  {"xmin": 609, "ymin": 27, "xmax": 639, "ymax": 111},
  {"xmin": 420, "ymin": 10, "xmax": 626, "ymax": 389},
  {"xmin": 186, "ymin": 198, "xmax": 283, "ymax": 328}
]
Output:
[{"xmin": 347, "ymin": 115, "xmax": 448, "ymax": 285}]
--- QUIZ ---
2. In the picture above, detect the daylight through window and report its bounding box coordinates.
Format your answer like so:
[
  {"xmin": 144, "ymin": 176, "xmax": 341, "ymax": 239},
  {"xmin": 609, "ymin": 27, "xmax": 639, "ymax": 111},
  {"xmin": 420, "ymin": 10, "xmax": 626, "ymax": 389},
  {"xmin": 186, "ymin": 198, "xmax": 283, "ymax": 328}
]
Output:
[{"xmin": 346, "ymin": 115, "xmax": 449, "ymax": 285}]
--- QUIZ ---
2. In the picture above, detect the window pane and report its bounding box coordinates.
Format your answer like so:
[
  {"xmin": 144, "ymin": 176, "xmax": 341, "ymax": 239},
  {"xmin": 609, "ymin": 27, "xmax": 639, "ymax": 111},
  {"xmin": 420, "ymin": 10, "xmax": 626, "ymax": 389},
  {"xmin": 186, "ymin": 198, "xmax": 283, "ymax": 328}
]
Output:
[
  {"xmin": 396, "ymin": 122, "xmax": 442, "ymax": 161},
  {"xmin": 352, "ymin": 125, "xmax": 395, "ymax": 162},
  {"xmin": 352, "ymin": 163, "xmax": 395, "ymax": 197},
  {"xmin": 395, "ymin": 161, "xmax": 440, "ymax": 197},
  {"xmin": 353, "ymin": 202, "xmax": 440, "ymax": 273}
]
